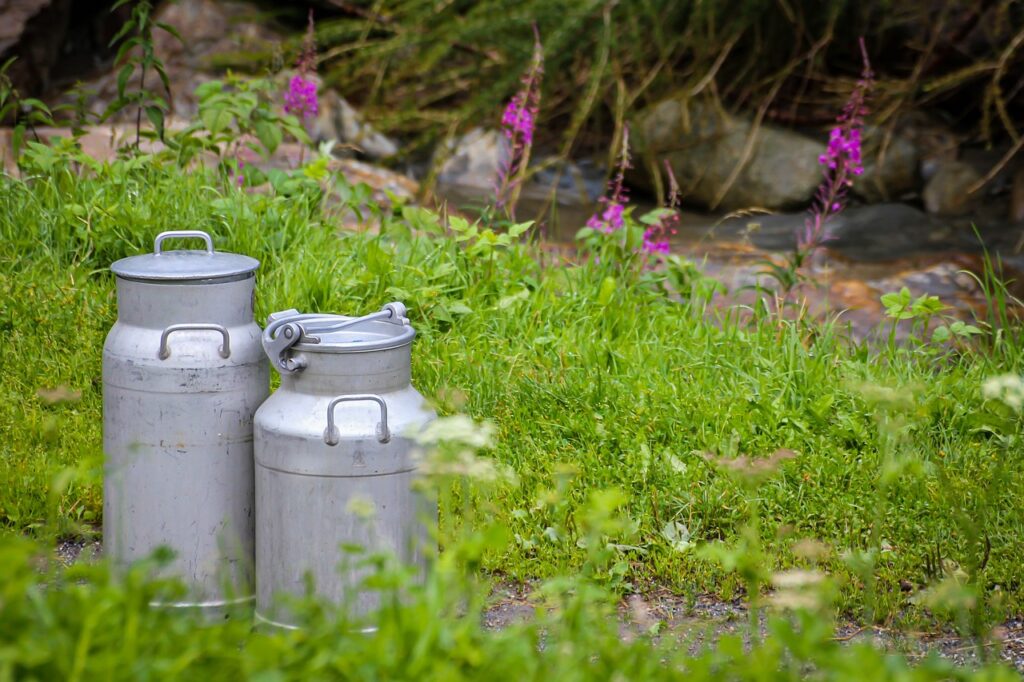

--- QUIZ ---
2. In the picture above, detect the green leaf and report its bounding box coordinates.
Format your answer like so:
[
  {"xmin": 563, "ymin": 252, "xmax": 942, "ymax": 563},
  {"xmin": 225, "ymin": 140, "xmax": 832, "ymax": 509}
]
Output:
[
  {"xmin": 194, "ymin": 80, "xmax": 223, "ymax": 102},
  {"xmin": 433, "ymin": 303, "xmax": 454, "ymax": 324},
  {"xmin": 11, "ymin": 124, "xmax": 24, "ymax": 159},
  {"xmin": 455, "ymin": 224, "xmax": 478, "ymax": 242},
  {"xmin": 949, "ymin": 320, "xmax": 983, "ymax": 337},
  {"xmin": 931, "ymin": 326, "xmax": 951, "ymax": 344},
  {"xmin": 881, "ymin": 287, "xmax": 914, "ymax": 320},
  {"xmin": 19, "ymin": 98, "xmax": 50, "ymax": 114},
  {"xmin": 597, "ymin": 276, "xmax": 617, "ymax": 306},
  {"xmin": 114, "ymin": 37, "xmax": 141, "ymax": 65},
  {"xmin": 507, "ymin": 221, "xmax": 534, "ymax": 238},
  {"xmin": 402, "ymin": 206, "xmax": 443, "ymax": 235},
  {"xmin": 303, "ymin": 156, "xmax": 330, "ymax": 181},
  {"xmin": 155, "ymin": 21, "xmax": 185, "ymax": 44},
  {"xmin": 200, "ymin": 104, "xmax": 231, "ymax": 136},
  {"xmin": 108, "ymin": 15, "xmax": 136, "ymax": 46},
  {"xmin": 385, "ymin": 286, "xmax": 413, "ymax": 299},
  {"xmin": 910, "ymin": 293, "xmax": 945, "ymax": 316},
  {"xmin": 153, "ymin": 61, "xmax": 172, "ymax": 96},
  {"xmin": 449, "ymin": 301, "xmax": 473, "ymax": 315},
  {"xmin": 144, "ymin": 106, "xmax": 164, "ymax": 140},
  {"xmin": 116, "ymin": 64, "xmax": 134, "ymax": 99},
  {"xmin": 253, "ymin": 120, "xmax": 282, "ymax": 155},
  {"xmin": 101, "ymin": 97, "xmax": 127, "ymax": 121},
  {"xmin": 639, "ymin": 208, "xmax": 675, "ymax": 225},
  {"xmin": 497, "ymin": 289, "xmax": 529, "ymax": 309}
]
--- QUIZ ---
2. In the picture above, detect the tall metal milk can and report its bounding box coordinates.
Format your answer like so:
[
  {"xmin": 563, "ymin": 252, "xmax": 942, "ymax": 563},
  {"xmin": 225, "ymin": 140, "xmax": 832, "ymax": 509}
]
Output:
[
  {"xmin": 255, "ymin": 302, "xmax": 436, "ymax": 628},
  {"xmin": 103, "ymin": 230, "xmax": 268, "ymax": 614}
]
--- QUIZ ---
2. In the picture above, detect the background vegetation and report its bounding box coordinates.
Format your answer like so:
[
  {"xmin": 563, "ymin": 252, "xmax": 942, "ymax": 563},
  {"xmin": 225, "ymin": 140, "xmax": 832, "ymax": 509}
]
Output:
[{"xmin": 270, "ymin": 0, "xmax": 1024, "ymax": 163}]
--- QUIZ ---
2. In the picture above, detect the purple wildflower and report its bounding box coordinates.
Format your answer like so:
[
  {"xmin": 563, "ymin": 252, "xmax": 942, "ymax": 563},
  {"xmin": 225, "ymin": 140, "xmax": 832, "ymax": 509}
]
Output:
[
  {"xmin": 284, "ymin": 75, "xmax": 319, "ymax": 119},
  {"xmin": 235, "ymin": 160, "xmax": 245, "ymax": 187},
  {"xmin": 640, "ymin": 159, "xmax": 681, "ymax": 256},
  {"xmin": 285, "ymin": 10, "xmax": 319, "ymax": 121},
  {"xmin": 494, "ymin": 25, "xmax": 544, "ymax": 216},
  {"xmin": 587, "ymin": 201, "xmax": 626, "ymax": 233},
  {"xmin": 642, "ymin": 232, "xmax": 672, "ymax": 255},
  {"xmin": 797, "ymin": 37, "xmax": 874, "ymax": 260},
  {"xmin": 502, "ymin": 94, "xmax": 535, "ymax": 145},
  {"xmin": 586, "ymin": 125, "xmax": 632, "ymax": 233}
]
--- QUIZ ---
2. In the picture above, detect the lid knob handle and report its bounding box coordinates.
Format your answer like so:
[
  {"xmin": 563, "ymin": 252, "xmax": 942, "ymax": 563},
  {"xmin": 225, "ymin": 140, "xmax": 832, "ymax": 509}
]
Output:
[{"xmin": 154, "ymin": 230, "xmax": 215, "ymax": 255}]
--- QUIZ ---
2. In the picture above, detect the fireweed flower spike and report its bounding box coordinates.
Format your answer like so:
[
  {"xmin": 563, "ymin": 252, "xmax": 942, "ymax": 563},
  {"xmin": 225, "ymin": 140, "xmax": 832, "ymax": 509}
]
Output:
[
  {"xmin": 284, "ymin": 10, "xmax": 319, "ymax": 121},
  {"xmin": 284, "ymin": 76, "xmax": 318, "ymax": 119},
  {"xmin": 640, "ymin": 159, "xmax": 681, "ymax": 256},
  {"xmin": 586, "ymin": 125, "xmax": 632, "ymax": 234},
  {"xmin": 494, "ymin": 25, "xmax": 544, "ymax": 216},
  {"xmin": 797, "ymin": 37, "xmax": 874, "ymax": 264}
]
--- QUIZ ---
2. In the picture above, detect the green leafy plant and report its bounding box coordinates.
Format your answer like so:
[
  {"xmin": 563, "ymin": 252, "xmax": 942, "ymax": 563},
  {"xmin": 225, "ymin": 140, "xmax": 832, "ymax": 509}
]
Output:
[
  {"xmin": 881, "ymin": 286, "xmax": 983, "ymax": 348},
  {"xmin": 0, "ymin": 57, "xmax": 56, "ymax": 162},
  {"xmin": 103, "ymin": 0, "xmax": 182, "ymax": 146}
]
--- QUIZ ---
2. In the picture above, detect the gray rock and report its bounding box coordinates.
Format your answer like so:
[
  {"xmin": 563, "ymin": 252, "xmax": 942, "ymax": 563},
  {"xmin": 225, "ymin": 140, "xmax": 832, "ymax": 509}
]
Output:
[
  {"xmin": 435, "ymin": 127, "xmax": 507, "ymax": 191},
  {"xmin": 525, "ymin": 157, "xmax": 605, "ymax": 205},
  {"xmin": 708, "ymin": 202, "xmax": 951, "ymax": 262},
  {"xmin": 634, "ymin": 96, "xmax": 826, "ymax": 211},
  {"xmin": 0, "ymin": 0, "xmax": 83, "ymax": 98},
  {"xmin": 310, "ymin": 89, "xmax": 398, "ymax": 160},
  {"xmin": 434, "ymin": 128, "xmax": 604, "ymax": 206},
  {"xmin": 853, "ymin": 127, "xmax": 920, "ymax": 202},
  {"xmin": 922, "ymin": 160, "xmax": 982, "ymax": 216},
  {"xmin": 0, "ymin": 0, "xmax": 54, "ymax": 55}
]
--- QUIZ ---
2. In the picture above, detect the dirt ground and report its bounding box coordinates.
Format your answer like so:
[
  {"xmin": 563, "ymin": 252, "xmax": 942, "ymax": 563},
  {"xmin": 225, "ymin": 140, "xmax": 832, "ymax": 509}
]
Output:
[{"xmin": 55, "ymin": 540, "xmax": 1024, "ymax": 673}]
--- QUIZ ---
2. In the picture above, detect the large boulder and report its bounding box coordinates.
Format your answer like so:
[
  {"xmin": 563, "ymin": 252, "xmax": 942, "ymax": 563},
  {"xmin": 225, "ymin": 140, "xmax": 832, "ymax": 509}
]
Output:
[
  {"xmin": 310, "ymin": 89, "xmax": 398, "ymax": 160},
  {"xmin": 922, "ymin": 160, "xmax": 982, "ymax": 216},
  {"xmin": 852, "ymin": 127, "xmax": 920, "ymax": 202},
  {"xmin": 634, "ymin": 96, "xmax": 826, "ymax": 211},
  {"xmin": 433, "ymin": 127, "xmax": 605, "ymax": 207},
  {"xmin": 39, "ymin": 0, "xmax": 282, "ymax": 121},
  {"xmin": 0, "ymin": 0, "xmax": 140, "ymax": 106},
  {"xmin": 0, "ymin": 0, "xmax": 55, "ymax": 55}
]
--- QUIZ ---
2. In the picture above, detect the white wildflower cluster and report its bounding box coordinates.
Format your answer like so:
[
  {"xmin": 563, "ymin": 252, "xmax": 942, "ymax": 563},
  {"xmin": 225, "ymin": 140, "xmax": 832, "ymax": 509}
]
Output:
[
  {"xmin": 413, "ymin": 415, "xmax": 516, "ymax": 484},
  {"xmin": 982, "ymin": 374, "xmax": 1024, "ymax": 413}
]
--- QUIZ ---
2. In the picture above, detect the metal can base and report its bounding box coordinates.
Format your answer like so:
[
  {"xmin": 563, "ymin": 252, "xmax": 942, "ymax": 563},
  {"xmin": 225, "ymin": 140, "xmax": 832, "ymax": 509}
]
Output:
[
  {"xmin": 150, "ymin": 595, "xmax": 255, "ymax": 622},
  {"xmin": 254, "ymin": 611, "xmax": 378, "ymax": 634}
]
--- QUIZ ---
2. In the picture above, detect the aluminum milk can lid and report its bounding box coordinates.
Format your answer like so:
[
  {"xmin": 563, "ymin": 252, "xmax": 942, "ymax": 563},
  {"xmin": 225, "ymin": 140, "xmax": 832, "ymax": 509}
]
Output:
[
  {"xmin": 110, "ymin": 230, "xmax": 259, "ymax": 283},
  {"xmin": 262, "ymin": 302, "xmax": 415, "ymax": 374}
]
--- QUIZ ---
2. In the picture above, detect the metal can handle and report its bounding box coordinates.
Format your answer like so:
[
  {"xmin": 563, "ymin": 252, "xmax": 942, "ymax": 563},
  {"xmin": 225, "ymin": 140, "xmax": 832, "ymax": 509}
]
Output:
[
  {"xmin": 154, "ymin": 230, "xmax": 215, "ymax": 255},
  {"xmin": 158, "ymin": 324, "xmax": 231, "ymax": 360},
  {"xmin": 324, "ymin": 394, "xmax": 390, "ymax": 445}
]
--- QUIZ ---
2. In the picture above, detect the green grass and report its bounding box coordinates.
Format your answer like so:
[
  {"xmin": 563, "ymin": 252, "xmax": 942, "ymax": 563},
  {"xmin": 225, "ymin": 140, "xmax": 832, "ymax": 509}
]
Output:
[{"xmin": 1, "ymin": 158, "xmax": 1023, "ymax": 632}]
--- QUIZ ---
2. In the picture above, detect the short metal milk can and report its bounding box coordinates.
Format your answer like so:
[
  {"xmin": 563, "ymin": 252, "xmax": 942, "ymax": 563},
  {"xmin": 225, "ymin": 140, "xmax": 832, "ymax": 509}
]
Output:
[
  {"xmin": 255, "ymin": 302, "xmax": 436, "ymax": 628},
  {"xmin": 103, "ymin": 230, "xmax": 268, "ymax": 614}
]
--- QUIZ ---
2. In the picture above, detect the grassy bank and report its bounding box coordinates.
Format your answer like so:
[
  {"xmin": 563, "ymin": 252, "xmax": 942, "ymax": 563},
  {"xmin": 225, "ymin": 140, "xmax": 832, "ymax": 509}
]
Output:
[{"xmin": 1, "ymin": 157, "xmax": 1022, "ymax": 631}]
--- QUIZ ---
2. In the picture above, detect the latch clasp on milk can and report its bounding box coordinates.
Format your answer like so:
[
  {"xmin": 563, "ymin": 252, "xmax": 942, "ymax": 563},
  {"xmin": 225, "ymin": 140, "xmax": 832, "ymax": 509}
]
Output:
[{"xmin": 261, "ymin": 302, "xmax": 409, "ymax": 374}]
